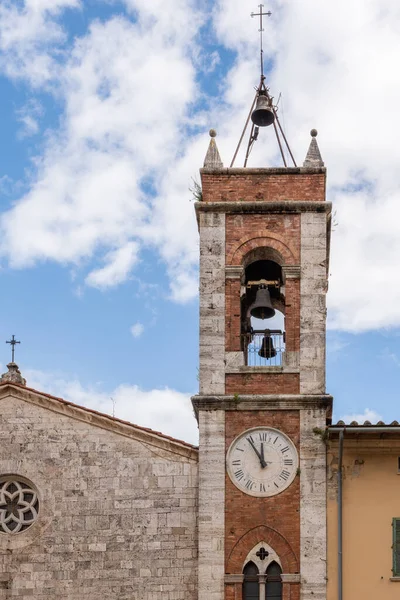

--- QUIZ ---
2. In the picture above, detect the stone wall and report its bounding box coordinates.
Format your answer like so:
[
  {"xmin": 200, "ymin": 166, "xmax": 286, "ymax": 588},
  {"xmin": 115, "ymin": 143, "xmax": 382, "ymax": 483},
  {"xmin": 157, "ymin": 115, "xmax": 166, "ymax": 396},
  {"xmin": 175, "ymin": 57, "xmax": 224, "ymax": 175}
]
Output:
[
  {"xmin": 197, "ymin": 410, "xmax": 225, "ymax": 600},
  {"xmin": 300, "ymin": 212, "xmax": 328, "ymax": 394},
  {"xmin": 0, "ymin": 391, "xmax": 198, "ymax": 600},
  {"xmin": 199, "ymin": 211, "xmax": 226, "ymax": 395},
  {"xmin": 300, "ymin": 408, "xmax": 328, "ymax": 600}
]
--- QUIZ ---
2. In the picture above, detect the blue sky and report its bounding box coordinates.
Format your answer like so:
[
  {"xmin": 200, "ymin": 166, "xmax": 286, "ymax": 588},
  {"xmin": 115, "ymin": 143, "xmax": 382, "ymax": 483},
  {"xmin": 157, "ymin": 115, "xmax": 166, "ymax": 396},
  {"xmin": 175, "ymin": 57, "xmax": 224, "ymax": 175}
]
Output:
[{"xmin": 1, "ymin": 0, "xmax": 400, "ymax": 444}]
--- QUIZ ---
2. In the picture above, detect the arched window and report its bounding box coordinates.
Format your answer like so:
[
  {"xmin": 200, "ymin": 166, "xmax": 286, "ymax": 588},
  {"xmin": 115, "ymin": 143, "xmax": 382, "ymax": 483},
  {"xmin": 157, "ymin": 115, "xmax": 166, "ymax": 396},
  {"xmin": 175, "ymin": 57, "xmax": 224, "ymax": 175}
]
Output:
[
  {"xmin": 265, "ymin": 561, "xmax": 282, "ymax": 600},
  {"xmin": 243, "ymin": 561, "xmax": 259, "ymax": 600},
  {"xmin": 241, "ymin": 258, "xmax": 285, "ymax": 367}
]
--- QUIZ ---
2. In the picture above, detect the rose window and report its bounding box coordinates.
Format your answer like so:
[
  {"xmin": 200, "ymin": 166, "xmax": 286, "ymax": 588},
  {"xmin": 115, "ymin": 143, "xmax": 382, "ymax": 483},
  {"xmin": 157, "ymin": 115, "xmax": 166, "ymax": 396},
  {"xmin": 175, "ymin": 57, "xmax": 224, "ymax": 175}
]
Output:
[{"xmin": 0, "ymin": 478, "xmax": 39, "ymax": 534}]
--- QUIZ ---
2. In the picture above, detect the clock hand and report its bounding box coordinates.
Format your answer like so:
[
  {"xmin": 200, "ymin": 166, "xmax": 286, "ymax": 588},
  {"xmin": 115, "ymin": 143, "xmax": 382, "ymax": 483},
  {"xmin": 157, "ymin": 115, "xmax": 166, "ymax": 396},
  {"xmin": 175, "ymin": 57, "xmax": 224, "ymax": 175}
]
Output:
[
  {"xmin": 248, "ymin": 438, "xmax": 267, "ymax": 468},
  {"xmin": 260, "ymin": 442, "xmax": 266, "ymax": 467}
]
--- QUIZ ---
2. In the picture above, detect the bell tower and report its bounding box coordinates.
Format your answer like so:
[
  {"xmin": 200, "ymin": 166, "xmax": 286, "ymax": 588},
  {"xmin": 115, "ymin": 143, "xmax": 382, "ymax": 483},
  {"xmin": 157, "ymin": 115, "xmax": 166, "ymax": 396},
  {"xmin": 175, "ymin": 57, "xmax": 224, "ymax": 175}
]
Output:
[
  {"xmin": 192, "ymin": 127, "xmax": 332, "ymax": 600},
  {"xmin": 192, "ymin": 61, "xmax": 332, "ymax": 600},
  {"xmin": 192, "ymin": 10, "xmax": 332, "ymax": 600}
]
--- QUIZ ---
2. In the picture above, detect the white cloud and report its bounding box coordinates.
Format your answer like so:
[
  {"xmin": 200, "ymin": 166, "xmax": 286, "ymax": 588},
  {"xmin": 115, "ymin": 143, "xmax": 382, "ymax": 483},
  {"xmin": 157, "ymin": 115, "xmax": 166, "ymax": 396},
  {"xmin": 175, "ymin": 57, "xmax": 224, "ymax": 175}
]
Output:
[
  {"xmin": 0, "ymin": 0, "xmax": 80, "ymax": 85},
  {"xmin": 130, "ymin": 322, "xmax": 144, "ymax": 338},
  {"xmin": 0, "ymin": 8, "xmax": 202, "ymax": 300},
  {"xmin": 16, "ymin": 99, "xmax": 43, "ymax": 138},
  {"xmin": 212, "ymin": 0, "xmax": 400, "ymax": 332},
  {"xmin": 3, "ymin": 0, "xmax": 400, "ymax": 329},
  {"xmin": 25, "ymin": 368, "xmax": 198, "ymax": 445},
  {"xmin": 85, "ymin": 242, "xmax": 139, "ymax": 289},
  {"xmin": 339, "ymin": 408, "xmax": 383, "ymax": 425}
]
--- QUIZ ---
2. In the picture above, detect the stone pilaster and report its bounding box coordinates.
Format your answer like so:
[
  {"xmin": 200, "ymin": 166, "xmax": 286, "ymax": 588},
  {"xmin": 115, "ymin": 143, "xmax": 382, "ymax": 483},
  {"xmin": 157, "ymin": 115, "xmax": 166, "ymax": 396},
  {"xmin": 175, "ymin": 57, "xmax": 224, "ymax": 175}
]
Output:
[
  {"xmin": 300, "ymin": 212, "xmax": 327, "ymax": 394},
  {"xmin": 199, "ymin": 211, "xmax": 226, "ymax": 395},
  {"xmin": 198, "ymin": 410, "xmax": 225, "ymax": 600},
  {"xmin": 300, "ymin": 408, "xmax": 328, "ymax": 600}
]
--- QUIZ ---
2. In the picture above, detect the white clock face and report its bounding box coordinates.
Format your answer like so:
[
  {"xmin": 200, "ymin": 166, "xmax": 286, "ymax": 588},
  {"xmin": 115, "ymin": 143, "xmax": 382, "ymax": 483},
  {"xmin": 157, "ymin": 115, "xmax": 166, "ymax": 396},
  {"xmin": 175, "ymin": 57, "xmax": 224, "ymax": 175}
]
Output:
[{"xmin": 226, "ymin": 427, "xmax": 298, "ymax": 497}]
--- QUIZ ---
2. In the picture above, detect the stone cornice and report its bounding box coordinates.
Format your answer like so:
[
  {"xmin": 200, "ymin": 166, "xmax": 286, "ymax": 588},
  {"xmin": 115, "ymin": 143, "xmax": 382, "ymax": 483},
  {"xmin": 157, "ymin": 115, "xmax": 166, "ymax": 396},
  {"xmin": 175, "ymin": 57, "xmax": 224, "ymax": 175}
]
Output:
[
  {"xmin": 192, "ymin": 394, "xmax": 333, "ymax": 416},
  {"xmin": 0, "ymin": 384, "xmax": 198, "ymax": 461},
  {"xmin": 200, "ymin": 167, "xmax": 326, "ymax": 175},
  {"xmin": 195, "ymin": 201, "xmax": 332, "ymax": 215},
  {"xmin": 225, "ymin": 266, "xmax": 243, "ymax": 279},
  {"xmin": 225, "ymin": 367, "xmax": 300, "ymax": 375},
  {"xmin": 224, "ymin": 573, "xmax": 300, "ymax": 584},
  {"xmin": 282, "ymin": 265, "xmax": 301, "ymax": 279}
]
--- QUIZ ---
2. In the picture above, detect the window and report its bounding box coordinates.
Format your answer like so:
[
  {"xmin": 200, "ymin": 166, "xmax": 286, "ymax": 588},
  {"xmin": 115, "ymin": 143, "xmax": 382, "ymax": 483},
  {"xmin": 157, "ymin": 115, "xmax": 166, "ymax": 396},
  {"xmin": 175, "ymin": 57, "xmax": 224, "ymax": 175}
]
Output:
[
  {"xmin": 393, "ymin": 518, "xmax": 400, "ymax": 576},
  {"xmin": 243, "ymin": 560, "xmax": 283, "ymax": 600},
  {"xmin": 266, "ymin": 562, "xmax": 282, "ymax": 600},
  {"xmin": 243, "ymin": 562, "xmax": 259, "ymax": 600},
  {"xmin": 0, "ymin": 477, "xmax": 39, "ymax": 534}
]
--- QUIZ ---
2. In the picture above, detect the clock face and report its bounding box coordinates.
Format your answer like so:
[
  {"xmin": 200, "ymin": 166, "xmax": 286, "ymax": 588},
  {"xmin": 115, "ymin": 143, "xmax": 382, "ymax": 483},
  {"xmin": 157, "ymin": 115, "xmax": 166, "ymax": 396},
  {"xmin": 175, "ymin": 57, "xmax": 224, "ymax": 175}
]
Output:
[{"xmin": 226, "ymin": 427, "xmax": 298, "ymax": 497}]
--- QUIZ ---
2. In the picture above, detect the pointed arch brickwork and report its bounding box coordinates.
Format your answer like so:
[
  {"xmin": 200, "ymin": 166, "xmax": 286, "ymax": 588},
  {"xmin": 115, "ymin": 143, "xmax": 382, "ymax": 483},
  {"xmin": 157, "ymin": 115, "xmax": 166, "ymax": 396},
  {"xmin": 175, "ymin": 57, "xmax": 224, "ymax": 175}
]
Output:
[{"xmin": 226, "ymin": 525, "xmax": 299, "ymax": 574}]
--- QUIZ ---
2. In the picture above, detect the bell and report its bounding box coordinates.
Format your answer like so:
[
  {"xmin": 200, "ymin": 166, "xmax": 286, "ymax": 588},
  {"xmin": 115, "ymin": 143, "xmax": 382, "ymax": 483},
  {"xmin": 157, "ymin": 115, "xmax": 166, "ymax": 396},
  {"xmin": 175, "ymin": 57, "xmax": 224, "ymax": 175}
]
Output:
[
  {"xmin": 251, "ymin": 93, "xmax": 275, "ymax": 127},
  {"xmin": 249, "ymin": 287, "xmax": 275, "ymax": 320},
  {"xmin": 258, "ymin": 334, "xmax": 277, "ymax": 359}
]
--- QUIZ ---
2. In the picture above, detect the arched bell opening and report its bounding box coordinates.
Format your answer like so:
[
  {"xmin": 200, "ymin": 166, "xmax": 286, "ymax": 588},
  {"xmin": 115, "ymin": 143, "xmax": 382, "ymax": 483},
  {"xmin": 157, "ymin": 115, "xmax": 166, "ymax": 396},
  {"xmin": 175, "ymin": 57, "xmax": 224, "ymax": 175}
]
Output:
[
  {"xmin": 243, "ymin": 561, "xmax": 260, "ymax": 600},
  {"xmin": 241, "ymin": 259, "xmax": 285, "ymax": 367}
]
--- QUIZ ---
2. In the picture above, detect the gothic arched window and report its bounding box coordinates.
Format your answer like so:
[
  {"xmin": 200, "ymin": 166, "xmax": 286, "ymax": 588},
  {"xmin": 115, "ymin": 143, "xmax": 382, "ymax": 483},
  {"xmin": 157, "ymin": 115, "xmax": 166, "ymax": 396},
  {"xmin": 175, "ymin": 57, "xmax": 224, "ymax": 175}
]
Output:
[
  {"xmin": 265, "ymin": 561, "xmax": 282, "ymax": 600},
  {"xmin": 243, "ymin": 561, "xmax": 260, "ymax": 600}
]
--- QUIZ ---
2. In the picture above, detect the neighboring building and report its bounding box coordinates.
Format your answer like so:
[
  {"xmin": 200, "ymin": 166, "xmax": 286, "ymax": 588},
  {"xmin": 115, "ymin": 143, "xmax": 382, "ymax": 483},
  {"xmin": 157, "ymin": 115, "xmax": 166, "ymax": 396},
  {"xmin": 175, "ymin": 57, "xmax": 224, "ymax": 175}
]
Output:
[
  {"xmin": 327, "ymin": 423, "xmax": 400, "ymax": 599},
  {"xmin": 0, "ymin": 126, "xmax": 399, "ymax": 600}
]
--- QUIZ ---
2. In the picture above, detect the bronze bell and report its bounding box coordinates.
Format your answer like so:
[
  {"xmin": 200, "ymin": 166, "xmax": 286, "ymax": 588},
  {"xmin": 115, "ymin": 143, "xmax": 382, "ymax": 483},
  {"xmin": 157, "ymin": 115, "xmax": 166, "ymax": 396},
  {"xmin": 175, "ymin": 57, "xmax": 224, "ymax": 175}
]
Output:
[
  {"xmin": 251, "ymin": 93, "xmax": 275, "ymax": 127},
  {"xmin": 258, "ymin": 334, "xmax": 277, "ymax": 359},
  {"xmin": 249, "ymin": 287, "xmax": 275, "ymax": 320}
]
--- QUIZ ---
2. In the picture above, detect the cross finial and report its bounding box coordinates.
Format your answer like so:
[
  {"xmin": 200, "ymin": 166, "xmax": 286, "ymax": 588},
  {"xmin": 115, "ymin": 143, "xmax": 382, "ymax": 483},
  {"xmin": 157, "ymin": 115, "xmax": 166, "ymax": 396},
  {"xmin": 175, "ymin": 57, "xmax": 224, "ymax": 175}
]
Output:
[
  {"xmin": 6, "ymin": 335, "xmax": 20, "ymax": 363},
  {"xmin": 251, "ymin": 5, "xmax": 272, "ymax": 79}
]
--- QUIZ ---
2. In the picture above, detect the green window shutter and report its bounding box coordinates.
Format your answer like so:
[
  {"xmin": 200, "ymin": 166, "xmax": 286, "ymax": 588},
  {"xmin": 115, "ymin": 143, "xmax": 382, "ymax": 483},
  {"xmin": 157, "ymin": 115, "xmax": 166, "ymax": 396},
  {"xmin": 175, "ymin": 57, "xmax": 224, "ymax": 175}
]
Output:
[{"xmin": 393, "ymin": 518, "xmax": 400, "ymax": 576}]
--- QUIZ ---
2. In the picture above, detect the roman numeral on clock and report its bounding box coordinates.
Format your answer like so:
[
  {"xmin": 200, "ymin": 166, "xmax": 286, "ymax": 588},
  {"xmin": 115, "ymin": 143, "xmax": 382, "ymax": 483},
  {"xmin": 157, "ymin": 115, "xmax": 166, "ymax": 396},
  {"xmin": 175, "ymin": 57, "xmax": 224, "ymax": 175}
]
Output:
[
  {"xmin": 284, "ymin": 459, "xmax": 293, "ymax": 466},
  {"xmin": 232, "ymin": 460, "xmax": 241, "ymax": 466},
  {"xmin": 279, "ymin": 470, "xmax": 290, "ymax": 481},
  {"xmin": 281, "ymin": 446, "xmax": 289, "ymax": 453},
  {"xmin": 245, "ymin": 480, "xmax": 254, "ymax": 490},
  {"xmin": 234, "ymin": 469, "xmax": 244, "ymax": 481},
  {"xmin": 260, "ymin": 483, "xmax": 266, "ymax": 492}
]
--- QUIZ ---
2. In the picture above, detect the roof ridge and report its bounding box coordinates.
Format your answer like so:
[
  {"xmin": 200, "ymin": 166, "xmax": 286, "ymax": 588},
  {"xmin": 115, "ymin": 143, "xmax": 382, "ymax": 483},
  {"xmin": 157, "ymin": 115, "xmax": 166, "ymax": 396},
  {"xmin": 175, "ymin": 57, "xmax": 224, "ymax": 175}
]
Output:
[{"xmin": 0, "ymin": 382, "xmax": 198, "ymax": 451}]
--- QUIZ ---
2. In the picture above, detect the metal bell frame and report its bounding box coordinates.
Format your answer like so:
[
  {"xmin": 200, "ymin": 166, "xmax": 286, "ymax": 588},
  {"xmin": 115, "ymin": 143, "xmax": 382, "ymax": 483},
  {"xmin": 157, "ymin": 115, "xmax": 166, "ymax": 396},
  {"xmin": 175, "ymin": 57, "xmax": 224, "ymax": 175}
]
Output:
[{"xmin": 230, "ymin": 75, "xmax": 297, "ymax": 168}]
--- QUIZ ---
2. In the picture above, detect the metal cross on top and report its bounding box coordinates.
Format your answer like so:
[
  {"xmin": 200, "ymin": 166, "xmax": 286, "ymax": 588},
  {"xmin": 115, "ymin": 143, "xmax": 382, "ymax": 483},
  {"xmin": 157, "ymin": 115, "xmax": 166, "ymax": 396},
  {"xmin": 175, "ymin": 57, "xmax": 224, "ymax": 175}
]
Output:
[
  {"xmin": 256, "ymin": 547, "xmax": 269, "ymax": 560},
  {"xmin": 6, "ymin": 335, "xmax": 21, "ymax": 363},
  {"xmin": 251, "ymin": 4, "xmax": 272, "ymax": 78}
]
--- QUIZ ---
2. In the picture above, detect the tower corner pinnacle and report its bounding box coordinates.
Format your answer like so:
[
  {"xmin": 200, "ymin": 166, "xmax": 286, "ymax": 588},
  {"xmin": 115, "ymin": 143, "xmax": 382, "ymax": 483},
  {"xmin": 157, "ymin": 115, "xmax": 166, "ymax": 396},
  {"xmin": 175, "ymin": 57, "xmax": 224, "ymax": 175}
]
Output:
[
  {"xmin": 203, "ymin": 129, "xmax": 223, "ymax": 169},
  {"xmin": 303, "ymin": 129, "xmax": 324, "ymax": 167}
]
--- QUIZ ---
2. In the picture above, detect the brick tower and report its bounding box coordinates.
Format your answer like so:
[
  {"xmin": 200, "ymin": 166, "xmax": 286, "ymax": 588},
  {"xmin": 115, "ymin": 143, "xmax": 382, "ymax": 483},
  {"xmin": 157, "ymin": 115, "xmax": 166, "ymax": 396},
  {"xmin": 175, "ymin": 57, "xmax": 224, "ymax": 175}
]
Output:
[{"xmin": 192, "ymin": 129, "xmax": 332, "ymax": 600}]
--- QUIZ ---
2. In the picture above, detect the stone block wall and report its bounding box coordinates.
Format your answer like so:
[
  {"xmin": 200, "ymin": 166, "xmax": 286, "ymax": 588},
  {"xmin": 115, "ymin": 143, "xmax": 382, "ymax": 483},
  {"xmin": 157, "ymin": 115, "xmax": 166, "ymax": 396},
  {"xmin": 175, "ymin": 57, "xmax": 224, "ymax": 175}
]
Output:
[
  {"xmin": 0, "ymin": 392, "xmax": 198, "ymax": 600},
  {"xmin": 300, "ymin": 212, "xmax": 328, "ymax": 394}
]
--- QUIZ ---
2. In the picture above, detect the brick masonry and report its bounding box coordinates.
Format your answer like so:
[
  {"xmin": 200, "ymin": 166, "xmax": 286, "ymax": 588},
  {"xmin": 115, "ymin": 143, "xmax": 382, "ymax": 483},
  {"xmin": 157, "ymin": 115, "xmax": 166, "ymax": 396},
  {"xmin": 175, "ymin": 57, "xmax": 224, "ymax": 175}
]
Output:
[
  {"xmin": 225, "ymin": 374, "xmax": 299, "ymax": 394},
  {"xmin": 225, "ymin": 410, "xmax": 300, "ymax": 600},
  {"xmin": 201, "ymin": 169, "xmax": 326, "ymax": 203},
  {"xmin": 0, "ymin": 390, "xmax": 198, "ymax": 600}
]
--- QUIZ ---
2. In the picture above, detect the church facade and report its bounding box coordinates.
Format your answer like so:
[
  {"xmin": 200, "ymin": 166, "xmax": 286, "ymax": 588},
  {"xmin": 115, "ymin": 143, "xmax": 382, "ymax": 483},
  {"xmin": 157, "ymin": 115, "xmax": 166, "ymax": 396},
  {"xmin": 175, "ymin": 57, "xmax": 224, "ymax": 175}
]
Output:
[
  {"xmin": 0, "ymin": 369, "xmax": 198, "ymax": 599},
  {"xmin": 1, "ymin": 131, "xmax": 400, "ymax": 600}
]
